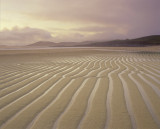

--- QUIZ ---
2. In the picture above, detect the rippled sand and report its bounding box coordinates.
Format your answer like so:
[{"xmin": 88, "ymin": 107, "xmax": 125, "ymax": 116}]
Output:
[{"xmin": 0, "ymin": 47, "xmax": 160, "ymax": 129}]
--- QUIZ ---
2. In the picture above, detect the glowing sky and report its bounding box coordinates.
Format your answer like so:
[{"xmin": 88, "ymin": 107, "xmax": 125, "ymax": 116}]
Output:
[{"xmin": 0, "ymin": 0, "xmax": 160, "ymax": 45}]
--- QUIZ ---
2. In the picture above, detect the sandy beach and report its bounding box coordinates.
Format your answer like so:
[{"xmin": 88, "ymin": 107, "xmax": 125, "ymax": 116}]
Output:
[{"xmin": 0, "ymin": 47, "xmax": 160, "ymax": 129}]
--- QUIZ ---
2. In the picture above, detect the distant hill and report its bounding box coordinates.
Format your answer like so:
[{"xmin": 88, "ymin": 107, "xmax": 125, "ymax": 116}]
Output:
[
  {"xmin": 0, "ymin": 45, "xmax": 8, "ymax": 48},
  {"xmin": 133, "ymin": 35, "xmax": 160, "ymax": 43},
  {"xmin": 78, "ymin": 35, "xmax": 160, "ymax": 47},
  {"xmin": 28, "ymin": 35, "xmax": 160, "ymax": 47},
  {"xmin": 28, "ymin": 41, "xmax": 94, "ymax": 47},
  {"xmin": 0, "ymin": 45, "xmax": 12, "ymax": 49},
  {"xmin": 27, "ymin": 41, "xmax": 58, "ymax": 47}
]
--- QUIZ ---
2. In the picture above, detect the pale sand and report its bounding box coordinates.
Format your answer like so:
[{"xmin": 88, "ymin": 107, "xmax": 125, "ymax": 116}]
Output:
[{"xmin": 0, "ymin": 47, "xmax": 160, "ymax": 129}]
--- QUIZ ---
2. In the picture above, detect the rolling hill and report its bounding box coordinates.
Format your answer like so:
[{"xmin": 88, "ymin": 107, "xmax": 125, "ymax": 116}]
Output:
[{"xmin": 28, "ymin": 35, "xmax": 160, "ymax": 47}]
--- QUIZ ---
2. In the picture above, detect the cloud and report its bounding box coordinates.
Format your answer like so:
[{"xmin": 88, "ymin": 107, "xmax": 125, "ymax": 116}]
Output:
[
  {"xmin": 1, "ymin": 0, "xmax": 160, "ymax": 44},
  {"xmin": 27, "ymin": 0, "xmax": 160, "ymax": 24},
  {"xmin": 0, "ymin": 27, "xmax": 54, "ymax": 46},
  {"xmin": 0, "ymin": 26, "xmax": 91, "ymax": 45},
  {"xmin": 25, "ymin": 0, "xmax": 160, "ymax": 38}
]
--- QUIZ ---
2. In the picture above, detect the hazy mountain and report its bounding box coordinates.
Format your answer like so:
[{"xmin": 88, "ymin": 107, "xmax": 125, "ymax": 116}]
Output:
[
  {"xmin": 0, "ymin": 45, "xmax": 8, "ymax": 48},
  {"xmin": 78, "ymin": 35, "xmax": 160, "ymax": 47},
  {"xmin": 28, "ymin": 41, "xmax": 93, "ymax": 47},
  {"xmin": 28, "ymin": 35, "xmax": 160, "ymax": 47},
  {"xmin": 27, "ymin": 41, "xmax": 58, "ymax": 47}
]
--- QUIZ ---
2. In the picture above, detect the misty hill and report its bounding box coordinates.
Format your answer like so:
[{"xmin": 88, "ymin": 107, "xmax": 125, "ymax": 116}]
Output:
[
  {"xmin": 27, "ymin": 41, "xmax": 58, "ymax": 47},
  {"xmin": 0, "ymin": 45, "xmax": 8, "ymax": 48},
  {"xmin": 78, "ymin": 35, "xmax": 160, "ymax": 47},
  {"xmin": 28, "ymin": 35, "xmax": 160, "ymax": 47},
  {"xmin": 28, "ymin": 41, "xmax": 94, "ymax": 47}
]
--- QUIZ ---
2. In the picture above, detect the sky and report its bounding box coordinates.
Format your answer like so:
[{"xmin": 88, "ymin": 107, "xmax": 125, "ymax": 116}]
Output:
[{"xmin": 0, "ymin": 0, "xmax": 160, "ymax": 46}]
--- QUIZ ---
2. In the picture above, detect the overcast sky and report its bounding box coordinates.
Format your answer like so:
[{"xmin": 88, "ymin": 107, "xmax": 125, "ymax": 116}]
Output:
[{"xmin": 0, "ymin": 0, "xmax": 160, "ymax": 45}]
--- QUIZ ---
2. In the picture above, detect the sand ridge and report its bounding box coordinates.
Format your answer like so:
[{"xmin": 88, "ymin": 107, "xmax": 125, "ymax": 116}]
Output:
[{"xmin": 0, "ymin": 48, "xmax": 160, "ymax": 129}]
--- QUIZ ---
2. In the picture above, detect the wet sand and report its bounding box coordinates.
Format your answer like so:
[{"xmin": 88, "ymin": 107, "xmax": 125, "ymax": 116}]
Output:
[{"xmin": 0, "ymin": 47, "xmax": 160, "ymax": 129}]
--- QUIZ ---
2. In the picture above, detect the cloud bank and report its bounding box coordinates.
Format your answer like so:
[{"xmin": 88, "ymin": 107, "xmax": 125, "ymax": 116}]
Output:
[
  {"xmin": 0, "ymin": 27, "xmax": 54, "ymax": 46},
  {"xmin": 1, "ymin": 0, "xmax": 160, "ymax": 45}
]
